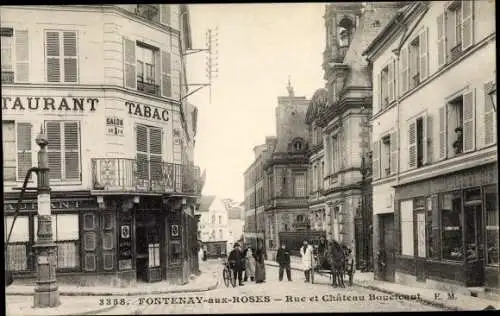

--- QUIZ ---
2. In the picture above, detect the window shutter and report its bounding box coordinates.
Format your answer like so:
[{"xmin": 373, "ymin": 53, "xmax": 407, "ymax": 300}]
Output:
[
  {"xmin": 123, "ymin": 37, "xmax": 136, "ymax": 89},
  {"xmin": 439, "ymin": 106, "xmax": 447, "ymax": 160},
  {"xmin": 136, "ymin": 125, "xmax": 149, "ymax": 180},
  {"xmin": 161, "ymin": 50, "xmax": 172, "ymax": 97},
  {"xmin": 437, "ymin": 13, "xmax": 445, "ymax": 67},
  {"xmin": 63, "ymin": 122, "xmax": 80, "ymax": 180},
  {"xmin": 462, "ymin": 89, "xmax": 475, "ymax": 153},
  {"xmin": 419, "ymin": 28, "xmax": 428, "ymax": 81},
  {"xmin": 400, "ymin": 46, "xmax": 408, "ymax": 94},
  {"xmin": 483, "ymin": 82, "xmax": 496, "ymax": 146},
  {"xmin": 63, "ymin": 32, "xmax": 78, "ymax": 83},
  {"xmin": 46, "ymin": 31, "xmax": 60, "ymax": 82},
  {"xmin": 446, "ymin": 9, "xmax": 455, "ymax": 51},
  {"xmin": 461, "ymin": 0, "xmax": 474, "ymax": 50},
  {"xmin": 155, "ymin": 50, "xmax": 161, "ymax": 90},
  {"xmin": 46, "ymin": 121, "xmax": 62, "ymax": 180},
  {"xmin": 16, "ymin": 123, "xmax": 32, "ymax": 180},
  {"xmin": 149, "ymin": 128, "xmax": 163, "ymax": 181},
  {"xmin": 372, "ymin": 140, "xmax": 380, "ymax": 180},
  {"xmin": 408, "ymin": 121, "xmax": 417, "ymax": 169},
  {"xmin": 422, "ymin": 114, "xmax": 429, "ymax": 165},
  {"xmin": 161, "ymin": 5, "xmax": 171, "ymax": 26},
  {"xmin": 424, "ymin": 114, "xmax": 433, "ymax": 164},
  {"xmin": 390, "ymin": 131, "xmax": 398, "ymax": 175},
  {"xmin": 388, "ymin": 60, "xmax": 394, "ymax": 102},
  {"xmin": 15, "ymin": 30, "xmax": 29, "ymax": 82},
  {"xmin": 378, "ymin": 72, "xmax": 382, "ymax": 111}
]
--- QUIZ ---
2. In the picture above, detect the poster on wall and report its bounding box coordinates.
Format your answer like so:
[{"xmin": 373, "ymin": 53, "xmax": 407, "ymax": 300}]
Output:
[
  {"xmin": 118, "ymin": 211, "xmax": 133, "ymax": 270},
  {"xmin": 106, "ymin": 116, "xmax": 124, "ymax": 136},
  {"xmin": 171, "ymin": 224, "xmax": 179, "ymax": 237}
]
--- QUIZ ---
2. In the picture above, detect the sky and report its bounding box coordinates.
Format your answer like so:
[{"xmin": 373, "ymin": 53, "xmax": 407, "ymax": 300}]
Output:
[{"xmin": 187, "ymin": 4, "xmax": 325, "ymax": 202}]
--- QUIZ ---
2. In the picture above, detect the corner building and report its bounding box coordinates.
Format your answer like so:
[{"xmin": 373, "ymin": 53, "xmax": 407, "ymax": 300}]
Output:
[
  {"xmin": 364, "ymin": 1, "xmax": 497, "ymax": 294},
  {"xmin": 2, "ymin": 4, "xmax": 202, "ymax": 286}
]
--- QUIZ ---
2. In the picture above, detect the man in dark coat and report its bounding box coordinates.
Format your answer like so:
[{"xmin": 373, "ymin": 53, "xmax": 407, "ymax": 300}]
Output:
[
  {"xmin": 276, "ymin": 241, "xmax": 292, "ymax": 281},
  {"xmin": 228, "ymin": 242, "xmax": 244, "ymax": 286}
]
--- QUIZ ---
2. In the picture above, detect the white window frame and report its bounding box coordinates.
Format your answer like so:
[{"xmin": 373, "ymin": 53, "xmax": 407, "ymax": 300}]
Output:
[
  {"xmin": 44, "ymin": 30, "xmax": 79, "ymax": 84},
  {"xmin": 45, "ymin": 120, "xmax": 81, "ymax": 183}
]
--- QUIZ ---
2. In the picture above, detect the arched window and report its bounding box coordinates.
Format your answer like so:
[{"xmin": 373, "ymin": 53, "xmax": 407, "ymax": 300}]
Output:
[{"xmin": 338, "ymin": 17, "xmax": 354, "ymax": 47}]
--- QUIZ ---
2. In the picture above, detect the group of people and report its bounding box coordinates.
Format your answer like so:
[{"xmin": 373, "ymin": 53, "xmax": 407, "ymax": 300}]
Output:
[{"xmin": 227, "ymin": 242, "xmax": 266, "ymax": 286}]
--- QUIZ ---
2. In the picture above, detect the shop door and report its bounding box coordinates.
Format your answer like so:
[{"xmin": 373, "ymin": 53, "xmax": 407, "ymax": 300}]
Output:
[
  {"xmin": 380, "ymin": 214, "xmax": 396, "ymax": 282},
  {"xmin": 464, "ymin": 202, "xmax": 485, "ymax": 287}
]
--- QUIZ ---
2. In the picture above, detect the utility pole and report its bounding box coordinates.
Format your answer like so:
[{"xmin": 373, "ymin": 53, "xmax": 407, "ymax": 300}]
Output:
[
  {"xmin": 254, "ymin": 167, "xmax": 258, "ymax": 250},
  {"xmin": 33, "ymin": 126, "xmax": 60, "ymax": 308}
]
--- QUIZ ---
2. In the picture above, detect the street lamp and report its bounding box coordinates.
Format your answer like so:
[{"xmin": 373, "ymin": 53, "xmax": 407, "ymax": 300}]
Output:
[{"xmin": 33, "ymin": 126, "xmax": 60, "ymax": 308}]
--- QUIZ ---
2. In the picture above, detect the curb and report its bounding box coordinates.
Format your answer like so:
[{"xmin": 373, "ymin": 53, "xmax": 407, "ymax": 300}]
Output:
[
  {"xmin": 264, "ymin": 261, "xmax": 465, "ymax": 311},
  {"xmin": 6, "ymin": 279, "xmax": 219, "ymax": 297}
]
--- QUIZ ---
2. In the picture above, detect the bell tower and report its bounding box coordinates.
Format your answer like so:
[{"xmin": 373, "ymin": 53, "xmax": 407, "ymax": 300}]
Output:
[{"xmin": 323, "ymin": 3, "xmax": 362, "ymax": 69}]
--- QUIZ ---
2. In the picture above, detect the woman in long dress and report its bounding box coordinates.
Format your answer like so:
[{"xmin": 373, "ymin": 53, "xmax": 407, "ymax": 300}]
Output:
[
  {"xmin": 245, "ymin": 247, "xmax": 256, "ymax": 281},
  {"xmin": 254, "ymin": 247, "xmax": 266, "ymax": 283}
]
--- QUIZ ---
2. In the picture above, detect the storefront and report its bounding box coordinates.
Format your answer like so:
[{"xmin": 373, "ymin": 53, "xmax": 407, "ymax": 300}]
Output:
[
  {"xmin": 393, "ymin": 163, "xmax": 499, "ymax": 291},
  {"xmin": 4, "ymin": 193, "xmax": 200, "ymax": 286}
]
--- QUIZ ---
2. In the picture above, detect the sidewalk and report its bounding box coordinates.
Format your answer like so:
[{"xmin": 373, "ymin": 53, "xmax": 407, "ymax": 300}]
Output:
[
  {"xmin": 6, "ymin": 296, "xmax": 117, "ymax": 316},
  {"xmin": 265, "ymin": 257, "xmax": 499, "ymax": 311},
  {"xmin": 6, "ymin": 266, "xmax": 218, "ymax": 297}
]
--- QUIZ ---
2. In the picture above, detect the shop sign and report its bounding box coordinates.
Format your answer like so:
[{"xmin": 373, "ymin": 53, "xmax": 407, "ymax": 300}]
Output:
[
  {"xmin": 106, "ymin": 116, "xmax": 124, "ymax": 136},
  {"xmin": 2, "ymin": 96, "xmax": 98, "ymax": 112},
  {"xmin": 126, "ymin": 101, "xmax": 169, "ymax": 122},
  {"xmin": 118, "ymin": 210, "xmax": 133, "ymax": 270},
  {"xmin": 4, "ymin": 199, "xmax": 97, "ymax": 212}
]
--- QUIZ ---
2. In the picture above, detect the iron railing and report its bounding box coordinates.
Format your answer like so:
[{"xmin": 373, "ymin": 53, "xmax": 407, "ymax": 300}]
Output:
[{"xmin": 92, "ymin": 158, "xmax": 201, "ymax": 195}]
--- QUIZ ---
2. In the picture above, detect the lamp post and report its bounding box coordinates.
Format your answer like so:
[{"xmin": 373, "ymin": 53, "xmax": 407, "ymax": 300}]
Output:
[{"xmin": 33, "ymin": 126, "xmax": 60, "ymax": 308}]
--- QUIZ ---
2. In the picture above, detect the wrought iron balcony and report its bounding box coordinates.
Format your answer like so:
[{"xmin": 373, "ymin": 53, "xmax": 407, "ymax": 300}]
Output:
[
  {"xmin": 137, "ymin": 81, "xmax": 160, "ymax": 96},
  {"xmin": 92, "ymin": 158, "xmax": 201, "ymax": 195}
]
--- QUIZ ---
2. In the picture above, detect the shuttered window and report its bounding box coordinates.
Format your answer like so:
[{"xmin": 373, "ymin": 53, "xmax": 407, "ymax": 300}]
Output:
[
  {"xmin": 408, "ymin": 121, "xmax": 417, "ymax": 169},
  {"xmin": 461, "ymin": 0, "xmax": 474, "ymax": 50},
  {"xmin": 136, "ymin": 124, "xmax": 163, "ymax": 183},
  {"xmin": 462, "ymin": 90, "xmax": 475, "ymax": 153},
  {"xmin": 2, "ymin": 28, "xmax": 29, "ymax": 83},
  {"xmin": 439, "ymin": 106, "xmax": 447, "ymax": 160},
  {"xmin": 419, "ymin": 28, "xmax": 429, "ymax": 81},
  {"xmin": 161, "ymin": 50, "xmax": 172, "ymax": 97},
  {"xmin": 437, "ymin": 13, "xmax": 446, "ymax": 67},
  {"xmin": 1, "ymin": 28, "xmax": 13, "ymax": 75},
  {"xmin": 15, "ymin": 30, "xmax": 29, "ymax": 82},
  {"xmin": 483, "ymin": 82, "xmax": 496, "ymax": 146},
  {"xmin": 2, "ymin": 121, "xmax": 16, "ymax": 181},
  {"xmin": 399, "ymin": 46, "xmax": 408, "ymax": 94},
  {"xmin": 161, "ymin": 5, "xmax": 171, "ymax": 26},
  {"xmin": 372, "ymin": 140, "xmax": 380, "ymax": 180},
  {"xmin": 390, "ymin": 131, "xmax": 398, "ymax": 175},
  {"xmin": 17, "ymin": 122, "xmax": 33, "ymax": 180},
  {"xmin": 45, "ymin": 121, "xmax": 81, "ymax": 181},
  {"xmin": 123, "ymin": 38, "xmax": 137, "ymax": 89},
  {"xmin": 45, "ymin": 31, "xmax": 78, "ymax": 83}
]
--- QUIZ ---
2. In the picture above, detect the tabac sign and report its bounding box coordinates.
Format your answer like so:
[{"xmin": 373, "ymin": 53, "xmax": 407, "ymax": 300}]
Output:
[
  {"xmin": 4, "ymin": 199, "xmax": 97, "ymax": 212},
  {"xmin": 2, "ymin": 96, "xmax": 99, "ymax": 112}
]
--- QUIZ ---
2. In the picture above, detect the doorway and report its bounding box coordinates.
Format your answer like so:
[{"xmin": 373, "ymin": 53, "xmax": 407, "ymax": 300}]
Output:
[
  {"xmin": 379, "ymin": 214, "xmax": 396, "ymax": 282},
  {"xmin": 135, "ymin": 213, "xmax": 162, "ymax": 282},
  {"xmin": 464, "ymin": 201, "xmax": 485, "ymax": 287}
]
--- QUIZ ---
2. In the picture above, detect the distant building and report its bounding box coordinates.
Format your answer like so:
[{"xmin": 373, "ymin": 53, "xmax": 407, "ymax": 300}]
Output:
[
  {"xmin": 196, "ymin": 196, "xmax": 230, "ymax": 256},
  {"xmin": 364, "ymin": 1, "xmax": 497, "ymax": 293},
  {"xmin": 225, "ymin": 202, "xmax": 245, "ymax": 249}
]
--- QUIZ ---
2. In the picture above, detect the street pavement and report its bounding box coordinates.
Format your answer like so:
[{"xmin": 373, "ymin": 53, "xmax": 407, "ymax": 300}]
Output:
[{"xmin": 95, "ymin": 260, "xmax": 442, "ymax": 314}]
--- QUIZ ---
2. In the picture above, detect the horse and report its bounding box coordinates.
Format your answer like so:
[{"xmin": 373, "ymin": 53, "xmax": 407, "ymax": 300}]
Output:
[{"xmin": 315, "ymin": 239, "xmax": 346, "ymax": 288}]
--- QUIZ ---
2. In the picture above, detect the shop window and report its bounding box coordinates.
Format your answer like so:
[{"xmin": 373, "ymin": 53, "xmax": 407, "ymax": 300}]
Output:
[
  {"xmin": 484, "ymin": 186, "xmax": 499, "ymax": 266},
  {"xmin": 440, "ymin": 191, "xmax": 463, "ymax": 261},
  {"xmin": 4, "ymin": 216, "xmax": 30, "ymax": 272},
  {"xmin": 148, "ymin": 243, "xmax": 160, "ymax": 268},
  {"xmin": 425, "ymin": 197, "xmax": 439, "ymax": 259},
  {"xmin": 35, "ymin": 214, "xmax": 80, "ymax": 269}
]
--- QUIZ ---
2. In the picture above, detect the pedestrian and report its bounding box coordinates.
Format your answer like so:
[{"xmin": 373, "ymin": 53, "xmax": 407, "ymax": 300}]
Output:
[
  {"xmin": 300, "ymin": 240, "xmax": 313, "ymax": 283},
  {"xmin": 345, "ymin": 247, "xmax": 354, "ymax": 286},
  {"xmin": 254, "ymin": 244, "xmax": 266, "ymax": 283},
  {"xmin": 276, "ymin": 241, "xmax": 292, "ymax": 281},
  {"xmin": 228, "ymin": 242, "xmax": 244, "ymax": 286},
  {"xmin": 245, "ymin": 246, "xmax": 256, "ymax": 282}
]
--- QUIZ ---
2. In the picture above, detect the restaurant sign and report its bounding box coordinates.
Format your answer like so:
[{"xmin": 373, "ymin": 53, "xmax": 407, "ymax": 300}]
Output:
[
  {"xmin": 4, "ymin": 199, "xmax": 97, "ymax": 212},
  {"xmin": 2, "ymin": 96, "xmax": 99, "ymax": 112}
]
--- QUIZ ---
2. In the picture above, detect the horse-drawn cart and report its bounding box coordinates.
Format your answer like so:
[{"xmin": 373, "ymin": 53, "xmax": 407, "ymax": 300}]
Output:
[{"xmin": 310, "ymin": 243, "xmax": 354, "ymax": 287}]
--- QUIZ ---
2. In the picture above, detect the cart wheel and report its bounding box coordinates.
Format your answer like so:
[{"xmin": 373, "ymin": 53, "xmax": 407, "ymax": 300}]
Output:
[{"xmin": 223, "ymin": 269, "xmax": 230, "ymax": 287}]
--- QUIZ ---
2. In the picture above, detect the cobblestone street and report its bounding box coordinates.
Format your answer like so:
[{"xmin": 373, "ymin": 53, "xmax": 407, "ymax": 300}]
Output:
[{"xmin": 97, "ymin": 261, "xmax": 443, "ymax": 314}]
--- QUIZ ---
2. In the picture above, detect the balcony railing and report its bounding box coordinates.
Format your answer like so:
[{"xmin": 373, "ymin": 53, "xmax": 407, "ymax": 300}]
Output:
[
  {"xmin": 137, "ymin": 81, "xmax": 160, "ymax": 96},
  {"xmin": 92, "ymin": 158, "xmax": 201, "ymax": 195}
]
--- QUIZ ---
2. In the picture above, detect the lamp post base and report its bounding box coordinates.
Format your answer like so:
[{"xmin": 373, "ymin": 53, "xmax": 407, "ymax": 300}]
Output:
[
  {"xmin": 33, "ymin": 243, "xmax": 60, "ymax": 308},
  {"xmin": 33, "ymin": 287, "xmax": 60, "ymax": 308}
]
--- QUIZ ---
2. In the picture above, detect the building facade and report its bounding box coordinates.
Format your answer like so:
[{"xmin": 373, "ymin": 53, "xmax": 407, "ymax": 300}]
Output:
[
  {"xmin": 2, "ymin": 4, "xmax": 202, "ymax": 286},
  {"xmin": 196, "ymin": 196, "xmax": 230, "ymax": 257},
  {"xmin": 223, "ymin": 199, "xmax": 245, "ymax": 249},
  {"xmin": 306, "ymin": 2, "xmax": 404, "ymax": 267},
  {"xmin": 364, "ymin": 1, "xmax": 497, "ymax": 293},
  {"xmin": 263, "ymin": 83, "xmax": 310, "ymax": 256},
  {"xmin": 243, "ymin": 144, "xmax": 268, "ymax": 250}
]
